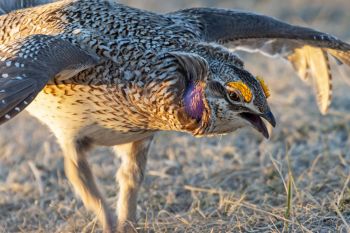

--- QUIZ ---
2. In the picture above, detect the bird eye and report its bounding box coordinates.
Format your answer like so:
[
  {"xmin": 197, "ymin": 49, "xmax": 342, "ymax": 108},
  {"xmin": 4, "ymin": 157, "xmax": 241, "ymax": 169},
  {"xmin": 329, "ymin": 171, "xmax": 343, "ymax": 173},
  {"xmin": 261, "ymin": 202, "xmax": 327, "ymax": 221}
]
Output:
[
  {"xmin": 228, "ymin": 91, "xmax": 241, "ymax": 102},
  {"xmin": 226, "ymin": 81, "xmax": 252, "ymax": 103}
]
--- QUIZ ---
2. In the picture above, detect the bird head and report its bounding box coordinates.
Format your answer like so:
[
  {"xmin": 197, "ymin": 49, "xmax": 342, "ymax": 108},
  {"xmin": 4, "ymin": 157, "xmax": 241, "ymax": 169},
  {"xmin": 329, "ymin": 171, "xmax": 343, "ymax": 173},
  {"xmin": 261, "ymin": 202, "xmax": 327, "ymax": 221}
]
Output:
[
  {"xmin": 203, "ymin": 63, "xmax": 276, "ymax": 138},
  {"xmin": 170, "ymin": 49, "xmax": 276, "ymax": 138}
]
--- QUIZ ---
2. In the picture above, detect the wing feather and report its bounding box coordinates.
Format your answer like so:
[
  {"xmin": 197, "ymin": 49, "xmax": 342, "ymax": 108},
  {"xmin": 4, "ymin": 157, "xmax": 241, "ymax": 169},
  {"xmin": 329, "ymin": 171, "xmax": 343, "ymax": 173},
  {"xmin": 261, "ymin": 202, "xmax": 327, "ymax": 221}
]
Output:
[
  {"xmin": 328, "ymin": 49, "xmax": 350, "ymax": 66},
  {"xmin": 0, "ymin": 34, "xmax": 99, "ymax": 124},
  {"xmin": 287, "ymin": 46, "xmax": 332, "ymax": 114},
  {"xmin": 170, "ymin": 8, "xmax": 350, "ymax": 113}
]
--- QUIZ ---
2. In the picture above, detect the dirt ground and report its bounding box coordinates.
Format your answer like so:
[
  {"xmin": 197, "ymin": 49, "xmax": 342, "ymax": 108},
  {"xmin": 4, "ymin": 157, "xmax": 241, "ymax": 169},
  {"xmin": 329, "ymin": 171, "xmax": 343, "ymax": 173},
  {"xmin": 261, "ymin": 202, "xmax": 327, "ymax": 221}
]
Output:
[{"xmin": 1, "ymin": 0, "xmax": 350, "ymax": 232}]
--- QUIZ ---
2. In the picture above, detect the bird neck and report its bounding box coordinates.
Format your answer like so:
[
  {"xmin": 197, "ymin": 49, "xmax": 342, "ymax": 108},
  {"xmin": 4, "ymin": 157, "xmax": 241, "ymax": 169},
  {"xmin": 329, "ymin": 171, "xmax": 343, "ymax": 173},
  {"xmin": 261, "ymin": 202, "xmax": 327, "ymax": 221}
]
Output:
[{"xmin": 184, "ymin": 81, "xmax": 204, "ymax": 122}]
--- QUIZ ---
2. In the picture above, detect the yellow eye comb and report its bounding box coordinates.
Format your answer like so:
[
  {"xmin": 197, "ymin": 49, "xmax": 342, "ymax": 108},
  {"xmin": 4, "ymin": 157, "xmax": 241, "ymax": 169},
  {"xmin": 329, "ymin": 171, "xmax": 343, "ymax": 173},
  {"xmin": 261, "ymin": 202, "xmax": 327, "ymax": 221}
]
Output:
[
  {"xmin": 256, "ymin": 76, "xmax": 270, "ymax": 98},
  {"xmin": 226, "ymin": 81, "xmax": 252, "ymax": 103}
]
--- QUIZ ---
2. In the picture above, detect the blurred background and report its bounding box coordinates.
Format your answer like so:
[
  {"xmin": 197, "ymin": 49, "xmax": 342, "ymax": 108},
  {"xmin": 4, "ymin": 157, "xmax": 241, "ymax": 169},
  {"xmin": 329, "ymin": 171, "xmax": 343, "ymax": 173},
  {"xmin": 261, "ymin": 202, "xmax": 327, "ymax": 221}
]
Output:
[{"xmin": 1, "ymin": 0, "xmax": 350, "ymax": 232}]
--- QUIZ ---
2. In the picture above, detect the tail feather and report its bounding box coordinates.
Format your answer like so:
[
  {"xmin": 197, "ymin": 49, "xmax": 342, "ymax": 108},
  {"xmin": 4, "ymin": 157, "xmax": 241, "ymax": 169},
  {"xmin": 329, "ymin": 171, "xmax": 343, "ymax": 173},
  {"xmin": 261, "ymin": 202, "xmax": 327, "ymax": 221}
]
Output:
[{"xmin": 0, "ymin": 0, "xmax": 56, "ymax": 15}]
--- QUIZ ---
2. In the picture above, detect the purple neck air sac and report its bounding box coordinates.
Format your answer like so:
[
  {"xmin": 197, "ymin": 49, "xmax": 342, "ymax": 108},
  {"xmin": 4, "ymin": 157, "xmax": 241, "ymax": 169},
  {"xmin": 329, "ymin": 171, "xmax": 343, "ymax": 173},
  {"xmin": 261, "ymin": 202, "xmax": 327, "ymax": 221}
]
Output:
[{"xmin": 184, "ymin": 82, "xmax": 204, "ymax": 122}]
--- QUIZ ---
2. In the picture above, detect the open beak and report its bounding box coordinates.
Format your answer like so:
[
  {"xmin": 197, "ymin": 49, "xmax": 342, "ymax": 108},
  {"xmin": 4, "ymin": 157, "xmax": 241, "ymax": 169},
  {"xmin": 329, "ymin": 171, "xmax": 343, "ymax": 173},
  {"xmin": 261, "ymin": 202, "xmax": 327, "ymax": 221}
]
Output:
[{"xmin": 239, "ymin": 110, "xmax": 276, "ymax": 139}]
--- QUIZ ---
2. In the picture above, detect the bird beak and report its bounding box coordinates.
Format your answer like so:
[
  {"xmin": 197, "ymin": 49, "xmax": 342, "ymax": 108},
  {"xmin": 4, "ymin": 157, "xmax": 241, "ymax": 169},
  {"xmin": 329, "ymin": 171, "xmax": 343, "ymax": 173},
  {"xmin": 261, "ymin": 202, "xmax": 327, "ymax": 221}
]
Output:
[
  {"xmin": 261, "ymin": 110, "xmax": 276, "ymax": 128},
  {"xmin": 239, "ymin": 110, "xmax": 276, "ymax": 139}
]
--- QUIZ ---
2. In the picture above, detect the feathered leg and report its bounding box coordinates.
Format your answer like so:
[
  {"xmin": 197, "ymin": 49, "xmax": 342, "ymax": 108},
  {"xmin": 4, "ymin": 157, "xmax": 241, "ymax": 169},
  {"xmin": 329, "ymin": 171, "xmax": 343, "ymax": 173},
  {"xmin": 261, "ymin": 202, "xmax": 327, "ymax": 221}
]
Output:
[
  {"xmin": 114, "ymin": 136, "xmax": 154, "ymax": 233},
  {"xmin": 61, "ymin": 138, "xmax": 115, "ymax": 233}
]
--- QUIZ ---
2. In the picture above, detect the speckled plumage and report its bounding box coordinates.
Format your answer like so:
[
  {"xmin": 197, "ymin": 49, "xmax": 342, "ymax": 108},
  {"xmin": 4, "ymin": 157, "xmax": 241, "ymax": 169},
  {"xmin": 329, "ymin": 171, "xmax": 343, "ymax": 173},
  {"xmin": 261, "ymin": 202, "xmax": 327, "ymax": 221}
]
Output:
[{"xmin": 0, "ymin": 0, "xmax": 350, "ymax": 232}]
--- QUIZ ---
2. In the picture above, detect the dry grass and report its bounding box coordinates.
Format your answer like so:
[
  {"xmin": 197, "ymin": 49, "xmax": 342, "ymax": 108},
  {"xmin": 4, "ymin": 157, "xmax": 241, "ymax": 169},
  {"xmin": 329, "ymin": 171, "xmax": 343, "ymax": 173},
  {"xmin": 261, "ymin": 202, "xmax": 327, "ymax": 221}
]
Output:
[{"xmin": 1, "ymin": 0, "xmax": 350, "ymax": 232}]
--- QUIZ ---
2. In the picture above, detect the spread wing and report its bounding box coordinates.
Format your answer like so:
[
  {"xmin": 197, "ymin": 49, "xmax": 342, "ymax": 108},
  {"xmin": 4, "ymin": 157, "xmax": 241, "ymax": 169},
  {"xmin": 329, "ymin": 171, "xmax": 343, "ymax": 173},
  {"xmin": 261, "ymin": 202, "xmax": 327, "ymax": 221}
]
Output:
[
  {"xmin": 170, "ymin": 8, "xmax": 350, "ymax": 114},
  {"xmin": 0, "ymin": 34, "xmax": 99, "ymax": 124}
]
